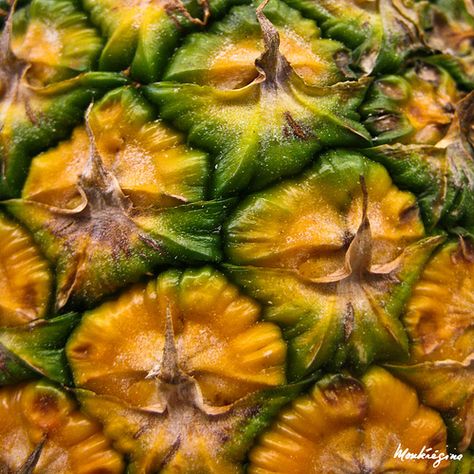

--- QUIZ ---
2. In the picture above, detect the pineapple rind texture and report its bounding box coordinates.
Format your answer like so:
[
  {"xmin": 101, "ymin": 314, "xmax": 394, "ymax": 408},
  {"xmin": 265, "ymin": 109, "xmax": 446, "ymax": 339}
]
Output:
[
  {"xmin": 223, "ymin": 150, "xmax": 444, "ymax": 377},
  {"xmin": 0, "ymin": 0, "xmax": 473, "ymax": 471},
  {"xmin": 0, "ymin": 0, "xmax": 129, "ymax": 198},
  {"xmin": 0, "ymin": 210, "xmax": 51, "ymax": 326},
  {"xmin": 0, "ymin": 379, "xmax": 125, "ymax": 472}
]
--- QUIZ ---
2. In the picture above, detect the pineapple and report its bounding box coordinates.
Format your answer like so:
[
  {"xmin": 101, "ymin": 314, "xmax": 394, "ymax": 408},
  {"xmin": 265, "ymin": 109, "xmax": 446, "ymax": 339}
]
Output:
[
  {"xmin": 0, "ymin": 379, "xmax": 124, "ymax": 472},
  {"xmin": 0, "ymin": 0, "xmax": 473, "ymax": 471},
  {"xmin": 248, "ymin": 368, "xmax": 451, "ymax": 473},
  {"xmin": 0, "ymin": 211, "xmax": 51, "ymax": 326},
  {"xmin": 0, "ymin": 0, "xmax": 127, "ymax": 197}
]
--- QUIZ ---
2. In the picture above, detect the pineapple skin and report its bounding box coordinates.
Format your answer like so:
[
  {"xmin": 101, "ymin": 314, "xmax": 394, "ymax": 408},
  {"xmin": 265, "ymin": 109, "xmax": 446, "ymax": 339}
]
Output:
[{"xmin": 0, "ymin": 0, "xmax": 473, "ymax": 472}]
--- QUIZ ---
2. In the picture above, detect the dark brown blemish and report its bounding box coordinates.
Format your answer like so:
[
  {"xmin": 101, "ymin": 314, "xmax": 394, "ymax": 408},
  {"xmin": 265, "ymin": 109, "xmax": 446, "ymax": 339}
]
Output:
[
  {"xmin": 164, "ymin": 0, "xmax": 210, "ymax": 28},
  {"xmin": 334, "ymin": 50, "xmax": 357, "ymax": 79},
  {"xmin": 70, "ymin": 343, "xmax": 92, "ymax": 360},
  {"xmin": 372, "ymin": 114, "xmax": 400, "ymax": 133},
  {"xmin": 399, "ymin": 205, "xmax": 419, "ymax": 224},
  {"xmin": 343, "ymin": 302, "xmax": 355, "ymax": 341},
  {"xmin": 33, "ymin": 393, "xmax": 58, "ymax": 416},
  {"xmin": 155, "ymin": 435, "xmax": 182, "ymax": 471},
  {"xmin": 378, "ymin": 81, "xmax": 405, "ymax": 100},
  {"xmin": 17, "ymin": 436, "xmax": 47, "ymax": 474},
  {"xmin": 452, "ymin": 236, "xmax": 474, "ymax": 264},
  {"xmin": 415, "ymin": 63, "xmax": 441, "ymax": 86},
  {"xmin": 283, "ymin": 111, "xmax": 311, "ymax": 140}
]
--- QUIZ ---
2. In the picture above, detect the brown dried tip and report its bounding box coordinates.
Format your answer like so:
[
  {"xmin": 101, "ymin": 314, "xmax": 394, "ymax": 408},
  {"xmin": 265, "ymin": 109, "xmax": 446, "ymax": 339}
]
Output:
[
  {"xmin": 0, "ymin": 0, "xmax": 27, "ymax": 93},
  {"xmin": 303, "ymin": 176, "xmax": 404, "ymax": 284},
  {"xmin": 167, "ymin": 0, "xmax": 210, "ymax": 26},
  {"xmin": 0, "ymin": 0, "xmax": 19, "ymax": 109},
  {"xmin": 79, "ymin": 104, "xmax": 132, "ymax": 212},
  {"xmin": 145, "ymin": 302, "xmax": 237, "ymax": 417},
  {"xmin": 0, "ymin": 0, "xmax": 16, "ymax": 61},
  {"xmin": 254, "ymin": 0, "xmax": 292, "ymax": 89},
  {"xmin": 453, "ymin": 236, "xmax": 474, "ymax": 263},
  {"xmin": 159, "ymin": 306, "xmax": 180, "ymax": 382},
  {"xmin": 146, "ymin": 305, "xmax": 181, "ymax": 383},
  {"xmin": 1, "ymin": 0, "xmax": 34, "ymax": 142},
  {"xmin": 345, "ymin": 175, "xmax": 372, "ymax": 275},
  {"xmin": 17, "ymin": 436, "xmax": 47, "ymax": 474},
  {"xmin": 437, "ymin": 91, "xmax": 474, "ymax": 188}
]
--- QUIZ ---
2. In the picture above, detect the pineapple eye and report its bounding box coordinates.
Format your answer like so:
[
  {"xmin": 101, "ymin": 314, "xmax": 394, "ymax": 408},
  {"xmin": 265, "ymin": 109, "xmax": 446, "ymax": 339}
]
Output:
[
  {"xmin": 361, "ymin": 63, "xmax": 461, "ymax": 146},
  {"xmin": 248, "ymin": 367, "xmax": 450, "ymax": 474},
  {"xmin": 363, "ymin": 92, "xmax": 474, "ymax": 234},
  {"xmin": 67, "ymin": 267, "xmax": 287, "ymax": 472},
  {"xmin": 0, "ymin": 0, "xmax": 127, "ymax": 199},
  {"xmin": 163, "ymin": 4, "xmax": 349, "ymax": 89},
  {"xmin": 224, "ymin": 151, "xmax": 444, "ymax": 378},
  {"xmin": 420, "ymin": 0, "xmax": 474, "ymax": 85},
  {"xmin": 145, "ymin": 0, "xmax": 371, "ymax": 197},
  {"xmin": 0, "ymin": 212, "xmax": 51, "ymax": 327},
  {"xmin": 387, "ymin": 240, "xmax": 474, "ymax": 452},
  {"xmin": 82, "ymin": 0, "xmax": 216, "ymax": 83},
  {"xmin": 23, "ymin": 88, "xmax": 210, "ymax": 209},
  {"xmin": 282, "ymin": 0, "xmax": 422, "ymax": 74},
  {"xmin": 6, "ymin": 88, "xmax": 229, "ymax": 310},
  {"xmin": 10, "ymin": 0, "xmax": 103, "ymax": 85},
  {"xmin": 0, "ymin": 380, "xmax": 124, "ymax": 473}
]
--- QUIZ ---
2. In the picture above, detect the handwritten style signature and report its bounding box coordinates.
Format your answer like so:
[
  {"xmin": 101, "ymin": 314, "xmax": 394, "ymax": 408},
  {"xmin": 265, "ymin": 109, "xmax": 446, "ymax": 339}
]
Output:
[{"xmin": 393, "ymin": 444, "xmax": 463, "ymax": 468}]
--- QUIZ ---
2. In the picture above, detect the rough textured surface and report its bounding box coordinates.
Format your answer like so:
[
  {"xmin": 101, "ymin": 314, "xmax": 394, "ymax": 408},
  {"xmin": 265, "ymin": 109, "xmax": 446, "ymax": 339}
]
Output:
[{"xmin": 0, "ymin": 0, "xmax": 473, "ymax": 471}]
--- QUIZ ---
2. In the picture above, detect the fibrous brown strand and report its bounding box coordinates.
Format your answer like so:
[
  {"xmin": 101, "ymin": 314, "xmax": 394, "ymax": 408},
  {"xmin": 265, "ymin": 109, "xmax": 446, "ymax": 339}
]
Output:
[
  {"xmin": 16, "ymin": 436, "xmax": 47, "ymax": 474},
  {"xmin": 254, "ymin": 0, "xmax": 292, "ymax": 89},
  {"xmin": 164, "ymin": 0, "xmax": 210, "ymax": 26}
]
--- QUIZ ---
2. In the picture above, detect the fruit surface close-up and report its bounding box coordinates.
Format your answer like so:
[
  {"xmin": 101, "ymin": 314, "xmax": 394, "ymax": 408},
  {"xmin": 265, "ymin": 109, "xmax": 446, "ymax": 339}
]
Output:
[{"xmin": 0, "ymin": 0, "xmax": 473, "ymax": 472}]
